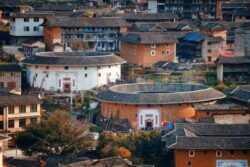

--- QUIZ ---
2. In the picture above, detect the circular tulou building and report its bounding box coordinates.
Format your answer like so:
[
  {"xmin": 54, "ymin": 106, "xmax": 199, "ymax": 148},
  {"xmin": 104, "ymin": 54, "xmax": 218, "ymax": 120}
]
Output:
[
  {"xmin": 22, "ymin": 52, "xmax": 126, "ymax": 92},
  {"xmin": 95, "ymin": 83, "xmax": 225, "ymax": 130}
]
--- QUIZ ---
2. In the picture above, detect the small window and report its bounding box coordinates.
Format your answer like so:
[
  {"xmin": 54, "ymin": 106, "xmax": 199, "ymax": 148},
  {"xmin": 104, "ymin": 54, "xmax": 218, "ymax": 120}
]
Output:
[
  {"xmin": 97, "ymin": 66, "xmax": 101, "ymax": 69},
  {"xmin": 230, "ymin": 150, "xmax": 234, "ymax": 154},
  {"xmin": 0, "ymin": 82, "xmax": 3, "ymax": 87},
  {"xmin": 207, "ymin": 42, "xmax": 212, "ymax": 45},
  {"xmin": 0, "ymin": 73, "xmax": 4, "ymax": 77},
  {"xmin": 64, "ymin": 66, "xmax": 69, "ymax": 70},
  {"xmin": 0, "ymin": 121, "xmax": 3, "ymax": 129},
  {"xmin": 166, "ymin": 50, "xmax": 170, "ymax": 55},
  {"xmin": 204, "ymin": 150, "xmax": 207, "ymax": 155},
  {"xmin": 84, "ymin": 67, "xmax": 87, "ymax": 70},
  {"xmin": 36, "ymin": 65, "xmax": 38, "ymax": 69},
  {"xmin": 19, "ymin": 105, "xmax": 26, "ymax": 113},
  {"xmin": 46, "ymin": 74, "xmax": 49, "ymax": 78},
  {"xmin": 24, "ymin": 26, "xmax": 29, "ymax": 31},
  {"xmin": 109, "ymin": 65, "xmax": 111, "ymax": 68},
  {"xmin": 34, "ymin": 18, "xmax": 39, "ymax": 22},
  {"xmin": 187, "ymin": 161, "xmax": 192, "ymax": 167},
  {"xmin": 31, "ymin": 105, "xmax": 37, "ymax": 112},
  {"xmin": 0, "ymin": 107, "xmax": 3, "ymax": 115},
  {"xmin": 162, "ymin": 51, "xmax": 165, "ymax": 54},
  {"xmin": 151, "ymin": 44, "xmax": 156, "ymax": 48},
  {"xmin": 216, "ymin": 150, "xmax": 222, "ymax": 157},
  {"xmin": 8, "ymin": 120, "xmax": 14, "ymax": 128},
  {"xmin": 98, "ymin": 73, "xmax": 101, "ymax": 77},
  {"xmin": 207, "ymin": 49, "xmax": 212, "ymax": 53},
  {"xmin": 208, "ymin": 56, "xmax": 212, "ymax": 62},
  {"xmin": 243, "ymin": 150, "xmax": 247, "ymax": 155},
  {"xmin": 85, "ymin": 74, "xmax": 88, "ymax": 77},
  {"xmin": 11, "ymin": 73, "xmax": 15, "ymax": 77},
  {"xmin": 24, "ymin": 18, "xmax": 29, "ymax": 22},
  {"xmin": 166, "ymin": 43, "xmax": 169, "ymax": 48},
  {"xmin": 151, "ymin": 50, "xmax": 156, "ymax": 56},
  {"xmin": 19, "ymin": 119, "xmax": 26, "ymax": 127},
  {"xmin": 8, "ymin": 106, "xmax": 14, "ymax": 114},
  {"xmin": 189, "ymin": 150, "xmax": 195, "ymax": 157},
  {"xmin": 46, "ymin": 66, "xmax": 49, "ymax": 69},
  {"xmin": 33, "ymin": 27, "xmax": 39, "ymax": 31}
]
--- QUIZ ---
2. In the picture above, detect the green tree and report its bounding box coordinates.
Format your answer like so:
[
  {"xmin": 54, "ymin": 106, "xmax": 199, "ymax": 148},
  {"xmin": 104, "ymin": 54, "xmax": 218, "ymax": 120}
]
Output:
[{"xmin": 15, "ymin": 111, "xmax": 93, "ymax": 156}]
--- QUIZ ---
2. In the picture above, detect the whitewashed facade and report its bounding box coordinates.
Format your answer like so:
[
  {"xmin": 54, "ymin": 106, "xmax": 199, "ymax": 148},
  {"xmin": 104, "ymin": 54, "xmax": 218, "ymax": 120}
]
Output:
[{"xmin": 23, "ymin": 52, "xmax": 126, "ymax": 92}]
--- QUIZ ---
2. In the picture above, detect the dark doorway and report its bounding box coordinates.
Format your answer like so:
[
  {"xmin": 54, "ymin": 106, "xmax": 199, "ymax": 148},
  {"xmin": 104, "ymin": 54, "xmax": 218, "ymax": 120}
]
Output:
[{"xmin": 145, "ymin": 121, "xmax": 153, "ymax": 130}]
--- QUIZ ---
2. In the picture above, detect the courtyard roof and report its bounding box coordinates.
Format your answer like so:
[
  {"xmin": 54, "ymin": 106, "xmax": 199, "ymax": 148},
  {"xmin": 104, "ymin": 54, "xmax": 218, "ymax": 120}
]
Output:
[
  {"xmin": 22, "ymin": 52, "xmax": 126, "ymax": 66},
  {"xmin": 95, "ymin": 83, "xmax": 225, "ymax": 105}
]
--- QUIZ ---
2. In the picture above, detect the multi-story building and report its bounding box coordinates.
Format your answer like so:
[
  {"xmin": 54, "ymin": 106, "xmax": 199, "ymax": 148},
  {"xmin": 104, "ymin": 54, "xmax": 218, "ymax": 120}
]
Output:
[
  {"xmin": 148, "ymin": 0, "xmax": 218, "ymax": 19},
  {"xmin": 165, "ymin": 123, "xmax": 250, "ymax": 167},
  {"xmin": 0, "ymin": 88, "xmax": 42, "ymax": 132},
  {"xmin": 0, "ymin": 0, "xmax": 31, "ymax": 19},
  {"xmin": 120, "ymin": 32, "xmax": 178, "ymax": 67},
  {"xmin": 0, "ymin": 64, "xmax": 21, "ymax": 89},
  {"xmin": 216, "ymin": 56, "xmax": 250, "ymax": 84},
  {"xmin": 9, "ymin": 12, "xmax": 53, "ymax": 45},
  {"xmin": 43, "ymin": 17, "xmax": 128, "ymax": 52},
  {"xmin": 22, "ymin": 52, "xmax": 126, "ymax": 92},
  {"xmin": 95, "ymin": 83, "xmax": 225, "ymax": 130},
  {"xmin": 221, "ymin": 1, "xmax": 250, "ymax": 21},
  {"xmin": 194, "ymin": 103, "xmax": 249, "ymax": 124},
  {"xmin": 177, "ymin": 32, "xmax": 224, "ymax": 63},
  {"xmin": 234, "ymin": 26, "xmax": 250, "ymax": 57}
]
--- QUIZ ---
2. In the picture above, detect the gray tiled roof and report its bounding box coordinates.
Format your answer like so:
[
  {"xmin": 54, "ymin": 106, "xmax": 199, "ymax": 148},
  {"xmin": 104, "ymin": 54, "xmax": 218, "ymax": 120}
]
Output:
[
  {"xmin": 22, "ymin": 52, "xmax": 126, "ymax": 66},
  {"xmin": 124, "ymin": 13, "xmax": 179, "ymax": 21},
  {"xmin": 95, "ymin": 83, "xmax": 225, "ymax": 104},
  {"xmin": 45, "ymin": 16, "xmax": 128, "ymax": 28},
  {"xmin": 0, "ymin": 89, "xmax": 42, "ymax": 106},
  {"xmin": 166, "ymin": 123, "xmax": 250, "ymax": 149},
  {"xmin": 121, "ymin": 32, "xmax": 177, "ymax": 44},
  {"xmin": 0, "ymin": 64, "xmax": 21, "ymax": 72},
  {"xmin": 216, "ymin": 56, "xmax": 250, "ymax": 64},
  {"xmin": 194, "ymin": 103, "xmax": 247, "ymax": 111}
]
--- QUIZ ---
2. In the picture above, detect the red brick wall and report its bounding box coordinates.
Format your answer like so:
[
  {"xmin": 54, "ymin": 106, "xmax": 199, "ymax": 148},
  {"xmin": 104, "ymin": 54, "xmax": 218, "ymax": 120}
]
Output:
[
  {"xmin": 175, "ymin": 149, "xmax": 250, "ymax": 167},
  {"xmin": 120, "ymin": 42, "xmax": 176, "ymax": 67},
  {"xmin": 101, "ymin": 102, "xmax": 197, "ymax": 128},
  {"xmin": 44, "ymin": 27, "xmax": 61, "ymax": 51}
]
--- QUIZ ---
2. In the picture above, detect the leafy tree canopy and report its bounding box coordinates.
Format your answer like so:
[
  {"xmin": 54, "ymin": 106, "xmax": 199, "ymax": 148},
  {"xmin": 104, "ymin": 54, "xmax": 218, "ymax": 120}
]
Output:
[{"xmin": 15, "ymin": 111, "xmax": 93, "ymax": 156}]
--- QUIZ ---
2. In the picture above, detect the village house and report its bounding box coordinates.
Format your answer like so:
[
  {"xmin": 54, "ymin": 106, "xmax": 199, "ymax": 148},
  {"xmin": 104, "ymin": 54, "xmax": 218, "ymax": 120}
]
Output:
[
  {"xmin": 194, "ymin": 103, "xmax": 249, "ymax": 124},
  {"xmin": 200, "ymin": 22, "xmax": 227, "ymax": 47},
  {"xmin": 165, "ymin": 123, "xmax": 250, "ymax": 167},
  {"xmin": 221, "ymin": 1, "xmax": 250, "ymax": 21},
  {"xmin": 225, "ymin": 85, "xmax": 250, "ymax": 110},
  {"xmin": 123, "ymin": 13, "xmax": 179, "ymax": 23},
  {"xmin": 0, "ymin": 64, "xmax": 21, "ymax": 89},
  {"xmin": 234, "ymin": 25, "xmax": 250, "ymax": 57},
  {"xmin": 120, "ymin": 32, "xmax": 178, "ymax": 67},
  {"xmin": 177, "ymin": 32, "xmax": 224, "ymax": 63},
  {"xmin": 21, "ymin": 40, "xmax": 45, "ymax": 57},
  {"xmin": 147, "ymin": 0, "xmax": 219, "ymax": 19},
  {"xmin": 43, "ymin": 16, "xmax": 128, "ymax": 52},
  {"xmin": 0, "ymin": 0, "xmax": 32, "ymax": 19},
  {"xmin": 235, "ymin": 10, "xmax": 250, "ymax": 22},
  {"xmin": 95, "ymin": 83, "xmax": 225, "ymax": 130},
  {"xmin": 0, "ymin": 88, "xmax": 42, "ymax": 133},
  {"xmin": 216, "ymin": 56, "xmax": 250, "ymax": 84},
  {"xmin": 9, "ymin": 12, "xmax": 53, "ymax": 45},
  {"xmin": 22, "ymin": 52, "xmax": 126, "ymax": 92}
]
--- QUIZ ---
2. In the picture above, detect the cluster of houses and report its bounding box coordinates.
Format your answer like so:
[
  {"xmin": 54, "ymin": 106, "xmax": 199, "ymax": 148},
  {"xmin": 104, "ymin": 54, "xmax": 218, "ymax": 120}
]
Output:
[{"xmin": 0, "ymin": 0, "xmax": 249, "ymax": 167}]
